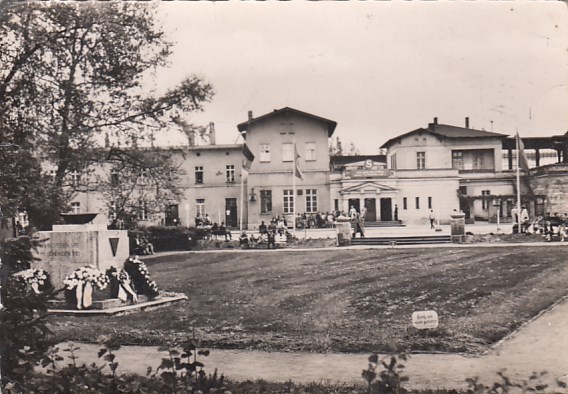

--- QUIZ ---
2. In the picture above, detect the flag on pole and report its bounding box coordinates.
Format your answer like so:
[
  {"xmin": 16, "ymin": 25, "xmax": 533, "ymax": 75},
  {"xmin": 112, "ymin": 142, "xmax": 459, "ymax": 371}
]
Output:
[
  {"xmin": 293, "ymin": 143, "xmax": 303, "ymax": 180},
  {"xmin": 516, "ymin": 132, "xmax": 530, "ymax": 172},
  {"xmin": 241, "ymin": 143, "xmax": 255, "ymax": 172}
]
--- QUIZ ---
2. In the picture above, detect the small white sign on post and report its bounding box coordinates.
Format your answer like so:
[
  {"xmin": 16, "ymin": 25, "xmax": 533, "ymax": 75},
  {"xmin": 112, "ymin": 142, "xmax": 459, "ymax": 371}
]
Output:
[{"xmin": 412, "ymin": 310, "xmax": 439, "ymax": 329}]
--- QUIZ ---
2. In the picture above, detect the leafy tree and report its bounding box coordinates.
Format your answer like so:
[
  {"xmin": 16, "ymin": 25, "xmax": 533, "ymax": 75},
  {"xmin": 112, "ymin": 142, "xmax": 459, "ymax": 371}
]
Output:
[
  {"xmin": 329, "ymin": 136, "xmax": 344, "ymax": 156},
  {"xmin": 99, "ymin": 148, "xmax": 184, "ymax": 228},
  {"xmin": 349, "ymin": 142, "xmax": 360, "ymax": 156},
  {"xmin": 0, "ymin": 2, "xmax": 213, "ymax": 228}
]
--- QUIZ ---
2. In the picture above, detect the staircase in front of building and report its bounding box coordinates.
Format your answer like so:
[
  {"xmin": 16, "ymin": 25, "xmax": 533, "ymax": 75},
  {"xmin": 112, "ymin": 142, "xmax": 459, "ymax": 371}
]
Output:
[
  {"xmin": 350, "ymin": 235, "xmax": 451, "ymax": 246},
  {"xmin": 363, "ymin": 221, "xmax": 406, "ymax": 228}
]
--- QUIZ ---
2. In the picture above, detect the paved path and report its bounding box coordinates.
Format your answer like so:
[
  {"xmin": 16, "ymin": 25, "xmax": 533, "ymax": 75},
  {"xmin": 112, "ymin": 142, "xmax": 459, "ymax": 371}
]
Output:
[{"xmin": 67, "ymin": 295, "xmax": 568, "ymax": 391}]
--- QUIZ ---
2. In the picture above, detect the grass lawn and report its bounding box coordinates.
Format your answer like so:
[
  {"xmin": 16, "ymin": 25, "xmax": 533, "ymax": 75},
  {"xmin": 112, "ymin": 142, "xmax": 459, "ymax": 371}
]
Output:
[{"xmin": 49, "ymin": 246, "xmax": 568, "ymax": 353}]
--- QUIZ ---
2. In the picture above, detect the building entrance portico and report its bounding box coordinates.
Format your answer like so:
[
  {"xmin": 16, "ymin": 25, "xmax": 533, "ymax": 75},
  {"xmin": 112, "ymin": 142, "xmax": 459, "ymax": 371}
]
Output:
[{"xmin": 339, "ymin": 182, "xmax": 398, "ymax": 222}]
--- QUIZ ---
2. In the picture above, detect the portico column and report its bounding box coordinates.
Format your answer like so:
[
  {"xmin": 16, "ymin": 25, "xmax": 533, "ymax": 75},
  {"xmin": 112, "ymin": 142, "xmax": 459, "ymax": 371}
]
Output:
[
  {"xmin": 342, "ymin": 197, "xmax": 349, "ymax": 213},
  {"xmin": 535, "ymin": 149, "xmax": 540, "ymax": 167}
]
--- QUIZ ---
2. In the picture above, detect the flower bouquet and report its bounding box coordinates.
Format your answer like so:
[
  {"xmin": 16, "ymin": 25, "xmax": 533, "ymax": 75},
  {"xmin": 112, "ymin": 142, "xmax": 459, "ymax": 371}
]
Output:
[
  {"xmin": 12, "ymin": 268, "xmax": 52, "ymax": 294},
  {"xmin": 106, "ymin": 266, "xmax": 138, "ymax": 303},
  {"xmin": 123, "ymin": 256, "xmax": 159, "ymax": 299},
  {"xmin": 63, "ymin": 266, "xmax": 109, "ymax": 309}
]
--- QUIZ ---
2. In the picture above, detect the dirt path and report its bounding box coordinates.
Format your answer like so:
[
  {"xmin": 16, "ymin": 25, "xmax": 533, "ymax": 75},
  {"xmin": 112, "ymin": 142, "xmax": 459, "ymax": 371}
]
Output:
[{"xmin": 66, "ymin": 295, "xmax": 568, "ymax": 391}]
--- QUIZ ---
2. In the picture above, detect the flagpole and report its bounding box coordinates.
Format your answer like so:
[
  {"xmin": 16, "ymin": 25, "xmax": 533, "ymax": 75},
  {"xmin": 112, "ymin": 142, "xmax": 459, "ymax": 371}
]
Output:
[
  {"xmin": 292, "ymin": 139, "xmax": 296, "ymax": 234},
  {"xmin": 516, "ymin": 131, "xmax": 522, "ymax": 232},
  {"xmin": 240, "ymin": 167, "xmax": 245, "ymax": 232}
]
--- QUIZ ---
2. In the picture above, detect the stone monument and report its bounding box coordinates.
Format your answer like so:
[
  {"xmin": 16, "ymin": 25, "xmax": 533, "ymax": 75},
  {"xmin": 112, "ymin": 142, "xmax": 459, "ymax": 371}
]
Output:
[
  {"xmin": 34, "ymin": 213, "xmax": 129, "ymax": 288},
  {"xmin": 335, "ymin": 215, "xmax": 352, "ymax": 246}
]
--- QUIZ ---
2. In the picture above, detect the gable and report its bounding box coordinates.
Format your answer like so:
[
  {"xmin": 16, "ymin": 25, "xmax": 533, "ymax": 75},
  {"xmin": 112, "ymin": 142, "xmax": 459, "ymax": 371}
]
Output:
[{"xmin": 340, "ymin": 181, "xmax": 398, "ymax": 195}]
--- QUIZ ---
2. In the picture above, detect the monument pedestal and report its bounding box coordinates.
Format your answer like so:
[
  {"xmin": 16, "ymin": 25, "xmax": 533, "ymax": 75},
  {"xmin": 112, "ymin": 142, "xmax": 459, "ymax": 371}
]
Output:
[
  {"xmin": 336, "ymin": 221, "xmax": 352, "ymax": 246},
  {"xmin": 34, "ymin": 223, "xmax": 129, "ymax": 289}
]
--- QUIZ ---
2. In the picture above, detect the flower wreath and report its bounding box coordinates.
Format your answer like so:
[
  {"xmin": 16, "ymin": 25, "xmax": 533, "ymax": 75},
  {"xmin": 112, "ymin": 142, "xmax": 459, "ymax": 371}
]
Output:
[
  {"xmin": 63, "ymin": 266, "xmax": 109, "ymax": 309},
  {"xmin": 106, "ymin": 266, "xmax": 138, "ymax": 303},
  {"xmin": 123, "ymin": 256, "xmax": 159, "ymax": 298},
  {"xmin": 13, "ymin": 269, "xmax": 51, "ymax": 294}
]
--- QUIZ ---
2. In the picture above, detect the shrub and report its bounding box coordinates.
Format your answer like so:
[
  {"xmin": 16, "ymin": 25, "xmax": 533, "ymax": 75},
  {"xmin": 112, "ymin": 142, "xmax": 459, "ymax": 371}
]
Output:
[
  {"xmin": 0, "ymin": 237, "xmax": 55, "ymax": 388},
  {"xmin": 129, "ymin": 226, "xmax": 203, "ymax": 253}
]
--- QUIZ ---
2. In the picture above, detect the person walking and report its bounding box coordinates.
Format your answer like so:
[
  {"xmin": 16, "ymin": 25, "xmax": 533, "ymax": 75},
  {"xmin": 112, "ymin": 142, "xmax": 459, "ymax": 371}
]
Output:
[{"xmin": 428, "ymin": 210, "xmax": 435, "ymax": 230}]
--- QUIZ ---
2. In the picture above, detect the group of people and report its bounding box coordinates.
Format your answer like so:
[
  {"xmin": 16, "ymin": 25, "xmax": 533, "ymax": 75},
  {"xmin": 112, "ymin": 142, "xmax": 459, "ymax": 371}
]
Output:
[
  {"xmin": 511, "ymin": 205, "xmax": 531, "ymax": 234},
  {"xmin": 530, "ymin": 212, "xmax": 568, "ymax": 241},
  {"xmin": 194, "ymin": 213, "xmax": 232, "ymax": 240},
  {"xmin": 239, "ymin": 229, "xmax": 285, "ymax": 249},
  {"xmin": 134, "ymin": 235, "xmax": 155, "ymax": 255}
]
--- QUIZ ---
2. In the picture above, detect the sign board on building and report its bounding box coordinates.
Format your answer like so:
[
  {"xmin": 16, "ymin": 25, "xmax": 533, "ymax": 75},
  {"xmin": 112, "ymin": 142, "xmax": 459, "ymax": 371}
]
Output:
[
  {"xmin": 412, "ymin": 310, "xmax": 439, "ymax": 329},
  {"xmin": 347, "ymin": 169, "xmax": 390, "ymax": 178}
]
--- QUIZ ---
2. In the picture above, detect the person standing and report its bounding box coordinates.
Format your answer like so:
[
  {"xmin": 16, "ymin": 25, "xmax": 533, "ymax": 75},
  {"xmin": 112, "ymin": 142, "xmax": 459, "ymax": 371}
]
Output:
[
  {"xmin": 521, "ymin": 206, "xmax": 529, "ymax": 233},
  {"xmin": 360, "ymin": 205, "xmax": 367, "ymax": 225},
  {"xmin": 394, "ymin": 204, "xmax": 399, "ymax": 221},
  {"xmin": 428, "ymin": 210, "xmax": 435, "ymax": 229},
  {"xmin": 352, "ymin": 212, "xmax": 365, "ymax": 238},
  {"xmin": 349, "ymin": 206, "xmax": 358, "ymax": 220}
]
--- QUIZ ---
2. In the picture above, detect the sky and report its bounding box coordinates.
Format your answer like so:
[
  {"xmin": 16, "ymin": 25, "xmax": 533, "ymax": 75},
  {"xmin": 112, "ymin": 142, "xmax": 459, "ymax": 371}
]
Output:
[{"xmin": 149, "ymin": 1, "xmax": 568, "ymax": 154}]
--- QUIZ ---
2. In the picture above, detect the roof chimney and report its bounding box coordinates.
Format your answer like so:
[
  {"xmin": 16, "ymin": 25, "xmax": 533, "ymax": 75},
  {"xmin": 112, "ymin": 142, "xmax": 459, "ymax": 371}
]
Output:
[
  {"xmin": 248, "ymin": 110, "xmax": 253, "ymax": 120},
  {"xmin": 209, "ymin": 122, "xmax": 216, "ymax": 145},
  {"xmin": 433, "ymin": 117, "xmax": 438, "ymax": 125},
  {"xmin": 465, "ymin": 117, "xmax": 470, "ymax": 129}
]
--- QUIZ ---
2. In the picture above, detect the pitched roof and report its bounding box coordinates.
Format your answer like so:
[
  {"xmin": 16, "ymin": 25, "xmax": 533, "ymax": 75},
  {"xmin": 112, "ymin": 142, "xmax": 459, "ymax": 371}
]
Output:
[
  {"xmin": 381, "ymin": 123, "xmax": 508, "ymax": 149},
  {"xmin": 430, "ymin": 124, "xmax": 507, "ymax": 139},
  {"xmin": 237, "ymin": 107, "xmax": 337, "ymax": 137}
]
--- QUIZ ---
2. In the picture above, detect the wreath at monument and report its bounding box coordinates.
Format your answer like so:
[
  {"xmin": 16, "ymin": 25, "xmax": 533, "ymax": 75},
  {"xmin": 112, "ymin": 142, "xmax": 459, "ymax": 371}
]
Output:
[
  {"xmin": 123, "ymin": 256, "xmax": 159, "ymax": 299},
  {"xmin": 106, "ymin": 266, "xmax": 138, "ymax": 303},
  {"xmin": 13, "ymin": 268, "xmax": 52, "ymax": 294},
  {"xmin": 63, "ymin": 266, "xmax": 109, "ymax": 309}
]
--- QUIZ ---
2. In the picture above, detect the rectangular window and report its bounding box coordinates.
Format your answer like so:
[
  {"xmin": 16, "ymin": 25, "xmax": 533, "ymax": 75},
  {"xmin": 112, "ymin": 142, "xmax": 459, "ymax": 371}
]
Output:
[
  {"xmin": 139, "ymin": 168, "xmax": 148, "ymax": 185},
  {"xmin": 417, "ymin": 152, "xmax": 426, "ymax": 170},
  {"xmin": 195, "ymin": 166, "xmax": 203, "ymax": 184},
  {"xmin": 260, "ymin": 190, "xmax": 272, "ymax": 214},
  {"xmin": 403, "ymin": 197, "xmax": 407, "ymax": 210},
  {"xmin": 305, "ymin": 189, "xmax": 317, "ymax": 213},
  {"xmin": 428, "ymin": 197, "xmax": 432, "ymax": 209},
  {"xmin": 139, "ymin": 201, "xmax": 149, "ymax": 221},
  {"xmin": 70, "ymin": 170, "xmax": 81, "ymax": 186},
  {"xmin": 196, "ymin": 199, "xmax": 205, "ymax": 216},
  {"xmin": 415, "ymin": 197, "xmax": 420, "ymax": 209},
  {"xmin": 282, "ymin": 143, "xmax": 293, "ymax": 162},
  {"xmin": 452, "ymin": 151, "xmax": 464, "ymax": 170},
  {"xmin": 259, "ymin": 144, "xmax": 271, "ymax": 162},
  {"xmin": 305, "ymin": 142, "xmax": 316, "ymax": 161},
  {"xmin": 283, "ymin": 189, "xmax": 294, "ymax": 214},
  {"xmin": 482, "ymin": 190, "xmax": 491, "ymax": 210},
  {"xmin": 71, "ymin": 202, "xmax": 80, "ymax": 214},
  {"xmin": 334, "ymin": 199, "xmax": 339, "ymax": 212},
  {"xmin": 110, "ymin": 170, "xmax": 119, "ymax": 187},
  {"xmin": 390, "ymin": 153, "xmax": 397, "ymax": 170},
  {"xmin": 226, "ymin": 165, "xmax": 235, "ymax": 183},
  {"xmin": 109, "ymin": 201, "xmax": 117, "ymax": 220},
  {"xmin": 473, "ymin": 154, "xmax": 484, "ymax": 170}
]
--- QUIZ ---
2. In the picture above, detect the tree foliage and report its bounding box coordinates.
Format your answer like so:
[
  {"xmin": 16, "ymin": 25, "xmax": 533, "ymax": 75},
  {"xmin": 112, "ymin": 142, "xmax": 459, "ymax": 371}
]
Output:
[
  {"xmin": 0, "ymin": 2, "xmax": 213, "ymax": 228},
  {"xmin": 99, "ymin": 147, "xmax": 185, "ymax": 228}
]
